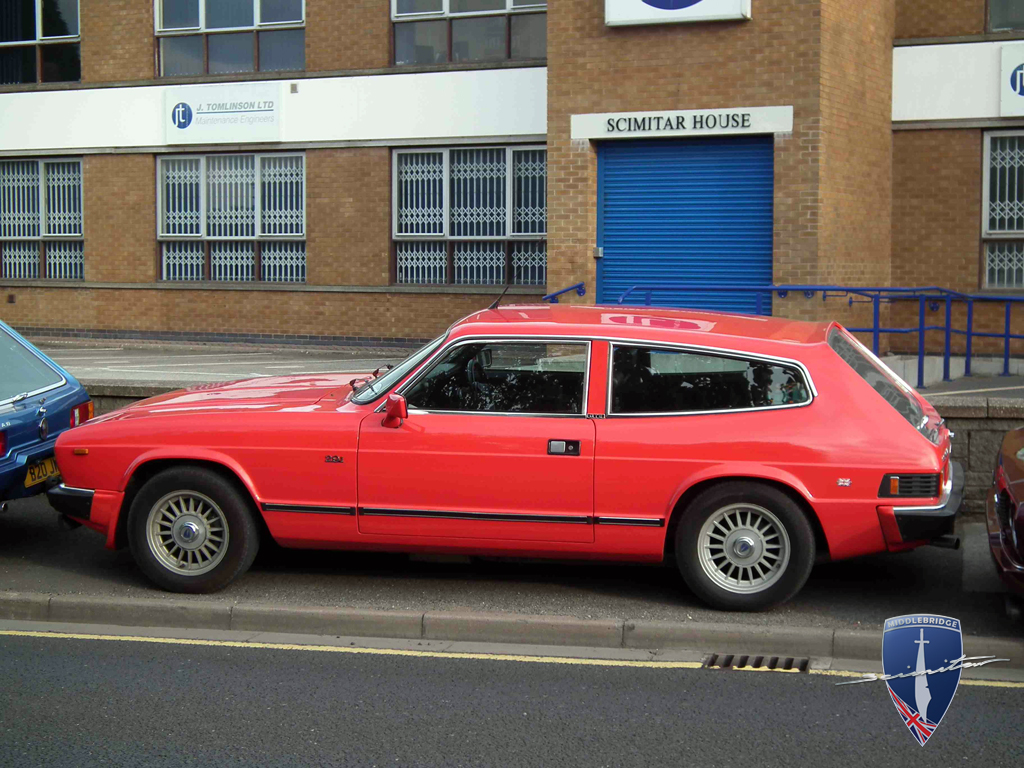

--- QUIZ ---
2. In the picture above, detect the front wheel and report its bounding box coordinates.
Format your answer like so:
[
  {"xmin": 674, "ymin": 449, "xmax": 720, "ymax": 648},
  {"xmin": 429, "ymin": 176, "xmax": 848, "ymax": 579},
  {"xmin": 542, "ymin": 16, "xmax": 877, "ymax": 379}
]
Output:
[
  {"xmin": 675, "ymin": 482, "xmax": 815, "ymax": 611},
  {"xmin": 127, "ymin": 467, "xmax": 259, "ymax": 593}
]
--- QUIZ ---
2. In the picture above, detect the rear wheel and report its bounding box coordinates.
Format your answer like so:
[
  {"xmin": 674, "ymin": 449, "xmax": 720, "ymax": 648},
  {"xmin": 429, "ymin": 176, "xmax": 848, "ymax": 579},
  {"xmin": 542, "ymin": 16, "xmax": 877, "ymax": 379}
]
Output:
[
  {"xmin": 675, "ymin": 482, "xmax": 815, "ymax": 611},
  {"xmin": 127, "ymin": 467, "xmax": 259, "ymax": 593}
]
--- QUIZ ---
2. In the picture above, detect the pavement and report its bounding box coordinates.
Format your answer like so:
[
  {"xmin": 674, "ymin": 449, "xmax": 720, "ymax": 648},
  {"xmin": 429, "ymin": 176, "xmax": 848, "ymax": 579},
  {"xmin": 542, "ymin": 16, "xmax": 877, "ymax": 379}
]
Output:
[
  {"xmin": 923, "ymin": 374, "xmax": 1024, "ymax": 400},
  {"xmin": 1, "ymin": 623, "xmax": 1021, "ymax": 767}
]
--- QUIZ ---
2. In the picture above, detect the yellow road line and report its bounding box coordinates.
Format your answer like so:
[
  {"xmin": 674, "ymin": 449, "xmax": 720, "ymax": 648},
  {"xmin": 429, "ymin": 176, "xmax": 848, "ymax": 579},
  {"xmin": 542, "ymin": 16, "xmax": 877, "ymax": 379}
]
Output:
[{"xmin": 2, "ymin": 629, "xmax": 1022, "ymax": 687}]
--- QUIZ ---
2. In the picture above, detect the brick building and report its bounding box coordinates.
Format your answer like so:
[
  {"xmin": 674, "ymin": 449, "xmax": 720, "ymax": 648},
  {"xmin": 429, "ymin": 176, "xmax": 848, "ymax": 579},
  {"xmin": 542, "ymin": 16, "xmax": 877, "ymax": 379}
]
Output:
[{"xmin": 0, "ymin": 1, "xmax": 1022, "ymax": 347}]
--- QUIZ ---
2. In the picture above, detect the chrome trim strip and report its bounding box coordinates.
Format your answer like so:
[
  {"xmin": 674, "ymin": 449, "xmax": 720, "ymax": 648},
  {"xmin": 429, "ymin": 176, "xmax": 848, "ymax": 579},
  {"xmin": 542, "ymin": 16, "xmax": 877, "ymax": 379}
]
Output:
[
  {"xmin": 359, "ymin": 507, "xmax": 593, "ymax": 525},
  {"xmin": 605, "ymin": 341, "xmax": 816, "ymax": 418},
  {"xmin": 595, "ymin": 516, "xmax": 664, "ymax": 527},
  {"xmin": 893, "ymin": 473, "xmax": 955, "ymax": 514},
  {"xmin": 262, "ymin": 503, "xmax": 356, "ymax": 516},
  {"xmin": 54, "ymin": 483, "xmax": 94, "ymax": 497}
]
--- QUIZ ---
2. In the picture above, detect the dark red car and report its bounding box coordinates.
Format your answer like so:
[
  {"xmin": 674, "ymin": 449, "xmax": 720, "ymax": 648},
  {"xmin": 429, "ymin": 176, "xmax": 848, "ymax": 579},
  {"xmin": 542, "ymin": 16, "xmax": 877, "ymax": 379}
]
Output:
[
  {"xmin": 988, "ymin": 430, "xmax": 1024, "ymax": 597},
  {"xmin": 48, "ymin": 305, "xmax": 962, "ymax": 610}
]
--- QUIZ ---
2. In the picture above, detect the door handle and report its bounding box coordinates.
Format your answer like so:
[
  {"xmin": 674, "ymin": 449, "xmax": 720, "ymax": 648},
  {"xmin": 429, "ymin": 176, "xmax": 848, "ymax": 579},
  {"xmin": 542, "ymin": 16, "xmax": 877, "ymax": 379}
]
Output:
[{"xmin": 548, "ymin": 440, "xmax": 581, "ymax": 456}]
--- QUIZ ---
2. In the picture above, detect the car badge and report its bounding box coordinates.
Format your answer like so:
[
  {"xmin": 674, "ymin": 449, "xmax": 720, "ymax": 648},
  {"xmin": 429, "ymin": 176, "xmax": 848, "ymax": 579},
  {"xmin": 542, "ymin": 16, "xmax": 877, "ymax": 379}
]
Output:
[
  {"xmin": 836, "ymin": 478, "xmax": 851, "ymax": 487},
  {"xmin": 38, "ymin": 417, "xmax": 49, "ymax": 441},
  {"xmin": 881, "ymin": 614, "xmax": 963, "ymax": 746}
]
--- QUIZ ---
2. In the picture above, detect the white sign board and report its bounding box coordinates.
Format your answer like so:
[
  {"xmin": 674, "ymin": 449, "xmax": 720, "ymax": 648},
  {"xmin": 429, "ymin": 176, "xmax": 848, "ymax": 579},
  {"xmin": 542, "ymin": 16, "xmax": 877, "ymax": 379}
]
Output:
[
  {"xmin": 606, "ymin": 0, "xmax": 751, "ymax": 27},
  {"xmin": 1001, "ymin": 43, "xmax": 1024, "ymax": 117},
  {"xmin": 571, "ymin": 106, "xmax": 793, "ymax": 141},
  {"xmin": 163, "ymin": 83, "xmax": 283, "ymax": 144}
]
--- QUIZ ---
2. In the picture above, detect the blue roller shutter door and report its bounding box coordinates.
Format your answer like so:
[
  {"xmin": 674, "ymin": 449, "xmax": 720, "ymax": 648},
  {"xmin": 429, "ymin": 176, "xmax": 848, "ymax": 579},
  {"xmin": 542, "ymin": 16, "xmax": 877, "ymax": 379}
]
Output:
[{"xmin": 597, "ymin": 136, "xmax": 774, "ymax": 314}]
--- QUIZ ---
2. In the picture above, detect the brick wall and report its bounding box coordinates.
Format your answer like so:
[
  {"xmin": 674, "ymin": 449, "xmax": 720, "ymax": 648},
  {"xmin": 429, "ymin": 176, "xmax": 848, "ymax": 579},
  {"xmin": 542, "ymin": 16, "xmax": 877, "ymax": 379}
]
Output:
[
  {"xmin": 306, "ymin": 0, "xmax": 390, "ymax": 73},
  {"xmin": 306, "ymin": 148, "xmax": 391, "ymax": 286},
  {"xmin": 82, "ymin": 154, "xmax": 156, "ymax": 283},
  {"xmin": 895, "ymin": 0, "xmax": 986, "ymax": 39},
  {"xmin": 80, "ymin": 0, "xmax": 154, "ymax": 83}
]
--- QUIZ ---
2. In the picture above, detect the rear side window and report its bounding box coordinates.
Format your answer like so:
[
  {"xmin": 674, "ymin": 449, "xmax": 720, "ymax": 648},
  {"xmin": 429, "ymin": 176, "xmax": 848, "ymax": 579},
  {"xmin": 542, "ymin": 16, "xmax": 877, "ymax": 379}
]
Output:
[
  {"xmin": 610, "ymin": 345, "xmax": 810, "ymax": 414},
  {"xmin": 827, "ymin": 328, "xmax": 933, "ymax": 440},
  {"xmin": 0, "ymin": 328, "xmax": 64, "ymax": 403}
]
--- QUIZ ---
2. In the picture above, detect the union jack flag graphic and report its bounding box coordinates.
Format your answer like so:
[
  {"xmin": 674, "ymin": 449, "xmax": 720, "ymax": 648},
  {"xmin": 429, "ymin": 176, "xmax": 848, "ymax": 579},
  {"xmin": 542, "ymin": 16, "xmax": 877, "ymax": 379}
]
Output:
[{"xmin": 887, "ymin": 686, "xmax": 937, "ymax": 746}]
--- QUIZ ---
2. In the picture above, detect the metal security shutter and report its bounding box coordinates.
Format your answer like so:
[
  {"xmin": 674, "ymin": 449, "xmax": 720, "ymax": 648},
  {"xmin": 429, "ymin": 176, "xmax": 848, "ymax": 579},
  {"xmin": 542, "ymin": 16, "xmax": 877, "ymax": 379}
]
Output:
[{"xmin": 597, "ymin": 136, "xmax": 774, "ymax": 314}]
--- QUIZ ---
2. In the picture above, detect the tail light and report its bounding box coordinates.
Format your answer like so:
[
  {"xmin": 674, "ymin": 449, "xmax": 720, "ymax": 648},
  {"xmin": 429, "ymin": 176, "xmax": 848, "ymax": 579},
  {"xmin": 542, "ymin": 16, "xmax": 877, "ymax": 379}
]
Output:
[
  {"xmin": 0, "ymin": 431, "xmax": 6, "ymax": 457},
  {"xmin": 70, "ymin": 401, "xmax": 94, "ymax": 428}
]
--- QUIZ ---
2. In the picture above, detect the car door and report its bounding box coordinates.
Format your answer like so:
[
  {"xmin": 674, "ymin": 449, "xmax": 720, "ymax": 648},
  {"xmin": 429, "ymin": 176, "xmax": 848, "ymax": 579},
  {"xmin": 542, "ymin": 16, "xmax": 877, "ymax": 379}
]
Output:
[{"xmin": 357, "ymin": 338, "xmax": 595, "ymax": 544}]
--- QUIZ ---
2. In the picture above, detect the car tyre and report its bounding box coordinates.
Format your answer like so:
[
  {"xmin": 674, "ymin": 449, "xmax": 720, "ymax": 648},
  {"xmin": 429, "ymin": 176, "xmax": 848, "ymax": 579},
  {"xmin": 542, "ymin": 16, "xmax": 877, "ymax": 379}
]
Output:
[
  {"xmin": 127, "ymin": 466, "xmax": 259, "ymax": 593},
  {"xmin": 675, "ymin": 482, "xmax": 815, "ymax": 611}
]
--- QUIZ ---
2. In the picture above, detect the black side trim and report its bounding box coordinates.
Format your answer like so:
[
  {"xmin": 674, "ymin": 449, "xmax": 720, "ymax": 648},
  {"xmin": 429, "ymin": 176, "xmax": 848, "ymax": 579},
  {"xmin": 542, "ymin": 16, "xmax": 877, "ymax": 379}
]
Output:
[
  {"xmin": 595, "ymin": 517, "xmax": 664, "ymax": 527},
  {"xmin": 359, "ymin": 508, "xmax": 593, "ymax": 525},
  {"xmin": 262, "ymin": 503, "xmax": 355, "ymax": 516},
  {"xmin": 46, "ymin": 484, "xmax": 93, "ymax": 520}
]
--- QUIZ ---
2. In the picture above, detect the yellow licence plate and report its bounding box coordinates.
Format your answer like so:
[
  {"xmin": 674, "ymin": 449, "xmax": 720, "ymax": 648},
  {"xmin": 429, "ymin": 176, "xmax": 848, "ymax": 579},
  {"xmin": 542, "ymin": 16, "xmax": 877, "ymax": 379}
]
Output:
[{"xmin": 24, "ymin": 457, "xmax": 59, "ymax": 488}]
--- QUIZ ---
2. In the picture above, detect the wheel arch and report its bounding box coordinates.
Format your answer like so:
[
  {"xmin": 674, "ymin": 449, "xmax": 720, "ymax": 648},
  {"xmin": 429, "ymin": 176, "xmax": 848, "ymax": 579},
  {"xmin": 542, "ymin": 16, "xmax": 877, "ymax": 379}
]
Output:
[
  {"xmin": 111, "ymin": 456, "xmax": 266, "ymax": 550},
  {"xmin": 663, "ymin": 474, "xmax": 830, "ymax": 563}
]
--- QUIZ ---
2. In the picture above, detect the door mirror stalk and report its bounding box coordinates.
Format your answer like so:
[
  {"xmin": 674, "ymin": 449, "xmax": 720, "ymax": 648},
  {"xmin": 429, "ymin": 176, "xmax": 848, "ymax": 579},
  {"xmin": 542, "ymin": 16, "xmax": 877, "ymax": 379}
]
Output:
[{"xmin": 382, "ymin": 394, "xmax": 409, "ymax": 428}]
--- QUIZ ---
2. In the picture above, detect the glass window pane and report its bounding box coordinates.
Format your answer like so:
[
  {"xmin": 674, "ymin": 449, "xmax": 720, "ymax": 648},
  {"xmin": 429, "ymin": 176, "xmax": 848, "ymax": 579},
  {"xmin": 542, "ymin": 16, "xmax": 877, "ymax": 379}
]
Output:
[
  {"xmin": 0, "ymin": 327, "xmax": 64, "ymax": 402},
  {"xmin": 512, "ymin": 149, "xmax": 546, "ymax": 234},
  {"xmin": 161, "ymin": 35, "xmax": 204, "ymax": 76},
  {"xmin": 396, "ymin": 152, "xmax": 445, "ymax": 235},
  {"xmin": 611, "ymin": 345, "xmax": 809, "ymax": 414},
  {"xmin": 260, "ymin": 155, "xmax": 305, "ymax": 236},
  {"xmin": 260, "ymin": 0, "xmax": 302, "ymax": 24},
  {"xmin": 395, "ymin": 20, "xmax": 447, "ymax": 65},
  {"xmin": 258, "ymin": 28, "xmax": 303, "ymax": 71},
  {"xmin": 450, "ymin": 148, "xmax": 506, "ymax": 237},
  {"xmin": 206, "ymin": 154, "xmax": 256, "ymax": 238},
  {"xmin": 452, "ymin": 16, "xmax": 506, "ymax": 63},
  {"xmin": 44, "ymin": 161, "xmax": 82, "ymax": 236},
  {"xmin": 206, "ymin": 0, "xmax": 254, "ymax": 29},
  {"xmin": 511, "ymin": 12, "xmax": 545, "ymax": 59},
  {"xmin": 43, "ymin": 0, "xmax": 79, "ymax": 37},
  {"xmin": 0, "ymin": 161, "xmax": 41, "ymax": 238},
  {"xmin": 0, "ymin": 0, "xmax": 35, "ymax": 42},
  {"xmin": 991, "ymin": 0, "xmax": 1024, "ymax": 31},
  {"xmin": 160, "ymin": 158, "xmax": 202, "ymax": 236},
  {"xmin": 512, "ymin": 0, "xmax": 546, "ymax": 6},
  {"xmin": 406, "ymin": 342, "xmax": 587, "ymax": 414},
  {"xmin": 161, "ymin": 0, "xmax": 199, "ymax": 30},
  {"xmin": 0, "ymin": 46, "xmax": 37, "ymax": 84},
  {"xmin": 209, "ymin": 32, "xmax": 254, "ymax": 74},
  {"xmin": 40, "ymin": 42, "xmax": 80, "ymax": 82},
  {"xmin": 450, "ymin": 0, "xmax": 505, "ymax": 12},
  {"xmin": 396, "ymin": 0, "xmax": 443, "ymax": 14}
]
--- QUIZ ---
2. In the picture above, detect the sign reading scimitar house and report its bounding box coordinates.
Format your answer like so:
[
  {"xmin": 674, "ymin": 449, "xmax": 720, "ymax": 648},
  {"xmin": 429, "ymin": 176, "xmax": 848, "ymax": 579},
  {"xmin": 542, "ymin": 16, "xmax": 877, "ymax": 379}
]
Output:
[
  {"xmin": 571, "ymin": 106, "xmax": 793, "ymax": 141},
  {"xmin": 606, "ymin": 0, "xmax": 751, "ymax": 27},
  {"xmin": 164, "ymin": 83, "xmax": 283, "ymax": 145}
]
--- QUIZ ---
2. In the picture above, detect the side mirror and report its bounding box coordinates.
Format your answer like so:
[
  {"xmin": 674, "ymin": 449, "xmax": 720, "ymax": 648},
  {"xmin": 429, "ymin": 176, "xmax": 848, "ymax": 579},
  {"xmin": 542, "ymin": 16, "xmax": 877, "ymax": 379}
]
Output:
[{"xmin": 381, "ymin": 394, "xmax": 408, "ymax": 429}]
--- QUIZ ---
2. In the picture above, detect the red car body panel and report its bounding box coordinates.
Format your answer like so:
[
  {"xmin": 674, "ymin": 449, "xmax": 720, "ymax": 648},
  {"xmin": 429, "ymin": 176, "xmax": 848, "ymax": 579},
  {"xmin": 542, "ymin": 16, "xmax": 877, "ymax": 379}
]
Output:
[{"xmin": 53, "ymin": 304, "xmax": 953, "ymax": 567}]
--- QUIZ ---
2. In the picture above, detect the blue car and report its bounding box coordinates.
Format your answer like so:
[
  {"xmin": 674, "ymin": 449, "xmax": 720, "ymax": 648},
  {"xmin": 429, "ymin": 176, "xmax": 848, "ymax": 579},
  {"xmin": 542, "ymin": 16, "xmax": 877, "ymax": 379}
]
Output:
[{"xmin": 0, "ymin": 320, "xmax": 92, "ymax": 508}]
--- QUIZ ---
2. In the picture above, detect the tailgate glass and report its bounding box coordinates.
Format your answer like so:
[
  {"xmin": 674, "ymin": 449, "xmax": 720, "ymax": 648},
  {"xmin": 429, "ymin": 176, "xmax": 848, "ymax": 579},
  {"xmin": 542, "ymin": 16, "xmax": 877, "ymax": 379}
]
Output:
[{"xmin": 0, "ymin": 328, "xmax": 64, "ymax": 403}]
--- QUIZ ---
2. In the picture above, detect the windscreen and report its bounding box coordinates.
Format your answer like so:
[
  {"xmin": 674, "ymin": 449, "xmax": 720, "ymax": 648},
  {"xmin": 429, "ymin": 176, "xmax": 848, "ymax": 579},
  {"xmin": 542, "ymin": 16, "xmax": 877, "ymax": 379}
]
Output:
[
  {"xmin": 0, "ymin": 327, "xmax": 64, "ymax": 402},
  {"xmin": 827, "ymin": 327, "xmax": 936, "ymax": 442}
]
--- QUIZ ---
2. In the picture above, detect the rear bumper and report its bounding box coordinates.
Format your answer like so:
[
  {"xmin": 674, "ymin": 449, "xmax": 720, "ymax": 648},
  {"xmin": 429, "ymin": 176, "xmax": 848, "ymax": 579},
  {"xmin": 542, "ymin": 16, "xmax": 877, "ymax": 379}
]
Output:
[
  {"xmin": 891, "ymin": 461, "xmax": 965, "ymax": 542},
  {"xmin": 46, "ymin": 484, "xmax": 94, "ymax": 521},
  {"xmin": 0, "ymin": 437, "xmax": 58, "ymax": 502},
  {"xmin": 987, "ymin": 477, "xmax": 1024, "ymax": 597}
]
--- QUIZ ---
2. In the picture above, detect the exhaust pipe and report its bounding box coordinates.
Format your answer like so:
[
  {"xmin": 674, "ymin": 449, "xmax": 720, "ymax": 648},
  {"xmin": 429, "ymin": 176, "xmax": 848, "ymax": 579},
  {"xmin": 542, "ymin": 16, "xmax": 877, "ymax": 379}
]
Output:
[
  {"xmin": 0, "ymin": 502, "xmax": 8, "ymax": 514},
  {"xmin": 929, "ymin": 535, "xmax": 961, "ymax": 550}
]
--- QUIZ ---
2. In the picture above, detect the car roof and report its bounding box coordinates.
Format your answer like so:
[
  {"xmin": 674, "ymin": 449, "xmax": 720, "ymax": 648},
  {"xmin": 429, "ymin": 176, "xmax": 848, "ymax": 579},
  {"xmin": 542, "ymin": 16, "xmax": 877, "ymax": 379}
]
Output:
[{"xmin": 448, "ymin": 304, "xmax": 831, "ymax": 348}]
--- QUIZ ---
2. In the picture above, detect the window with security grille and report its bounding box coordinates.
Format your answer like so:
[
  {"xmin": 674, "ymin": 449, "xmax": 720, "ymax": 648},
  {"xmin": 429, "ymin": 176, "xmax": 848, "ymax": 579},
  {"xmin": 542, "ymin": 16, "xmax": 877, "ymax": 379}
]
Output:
[
  {"xmin": 984, "ymin": 132, "xmax": 1024, "ymax": 288},
  {"xmin": 392, "ymin": 0, "xmax": 546, "ymax": 66},
  {"xmin": 0, "ymin": 159, "xmax": 83, "ymax": 280},
  {"xmin": 393, "ymin": 146, "xmax": 546, "ymax": 286},
  {"xmin": 0, "ymin": 0, "xmax": 81, "ymax": 84},
  {"xmin": 157, "ymin": 0, "xmax": 304, "ymax": 76},
  {"xmin": 158, "ymin": 153, "xmax": 306, "ymax": 282}
]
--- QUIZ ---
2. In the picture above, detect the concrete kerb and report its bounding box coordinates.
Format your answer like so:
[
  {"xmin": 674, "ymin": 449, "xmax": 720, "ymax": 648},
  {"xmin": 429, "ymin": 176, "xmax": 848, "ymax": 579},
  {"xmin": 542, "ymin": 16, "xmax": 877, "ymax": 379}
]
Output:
[{"xmin": 3, "ymin": 592, "xmax": 1023, "ymax": 669}]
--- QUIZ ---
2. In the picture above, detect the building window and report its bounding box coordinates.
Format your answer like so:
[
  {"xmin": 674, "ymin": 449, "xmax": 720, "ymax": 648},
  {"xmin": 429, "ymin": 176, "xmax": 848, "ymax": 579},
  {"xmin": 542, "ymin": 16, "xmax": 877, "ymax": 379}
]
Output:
[
  {"xmin": 0, "ymin": 159, "xmax": 83, "ymax": 280},
  {"xmin": 0, "ymin": 1, "xmax": 81, "ymax": 84},
  {"xmin": 158, "ymin": 153, "xmax": 306, "ymax": 282},
  {"xmin": 984, "ymin": 132, "xmax": 1024, "ymax": 288},
  {"xmin": 393, "ymin": 146, "xmax": 546, "ymax": 286},
  {"xmin": 990, "ymin": 0, "xmax": 1024, "ymax": 32},
  {"xmin": 393, "ymin": 0, "xmax": 546, "ymax": 66},
  {"xmin": 157, "ymin": 0, "xmax": 305, "ymax": 77}
]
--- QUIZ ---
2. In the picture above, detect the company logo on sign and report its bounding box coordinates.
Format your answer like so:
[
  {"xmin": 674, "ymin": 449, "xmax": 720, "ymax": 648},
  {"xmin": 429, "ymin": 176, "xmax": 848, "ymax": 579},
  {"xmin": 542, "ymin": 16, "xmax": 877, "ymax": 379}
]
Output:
[
  {"xmin": 642, "ymin": 0, "xmax": 705, "ymax": 8},
  {"xmin": 171, "ymin": 102, "xmax": 193, "ymax": 129},
  {"xmin": 1011, "ymin": 65, "xmax": 1024, "ymax": 96},
  {"xmin": 607, "ymin": 0, "xmax": 750, "ymax": 26}
]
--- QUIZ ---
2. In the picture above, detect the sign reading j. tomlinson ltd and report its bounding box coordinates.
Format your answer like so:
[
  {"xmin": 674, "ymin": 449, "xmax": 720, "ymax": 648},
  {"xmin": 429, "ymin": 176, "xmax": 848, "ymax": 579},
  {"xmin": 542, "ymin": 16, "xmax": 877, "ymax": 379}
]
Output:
[
  {"xmin": 606, "ymin": 0, "xmax": 751, "ymax": 27},
  {"xmin": 163, "ymin": 83, "xmax": 282, "ymax": 145},
  {"xmin": 571, "ymin": 106, "xmax": 793, "ymax": 141}
]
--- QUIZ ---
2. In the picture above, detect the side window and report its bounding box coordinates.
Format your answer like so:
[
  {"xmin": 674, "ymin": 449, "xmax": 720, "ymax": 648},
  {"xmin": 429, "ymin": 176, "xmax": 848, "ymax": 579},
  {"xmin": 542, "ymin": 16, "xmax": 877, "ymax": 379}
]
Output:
[
  {"xmin": 610, "ymin": 345, "xmax": 810, "ymax": 414},
  {"xmin": 405, "ymin": 341, "xmax": 587, "ymax": 414}
]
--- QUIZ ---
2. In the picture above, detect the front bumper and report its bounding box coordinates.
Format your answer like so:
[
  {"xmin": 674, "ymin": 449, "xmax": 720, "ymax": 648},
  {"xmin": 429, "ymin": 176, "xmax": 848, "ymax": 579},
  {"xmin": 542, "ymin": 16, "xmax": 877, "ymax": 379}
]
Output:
[
  {"xmin": 46, "ymin": 484, "xmax": 94, "ymax": 521},
  {"xmin": 987, "ymin": 474, "xmax": 1024, "ymax": 597},
  {"xmin": 891, "ymin": 461, "xmax": 965, "ymax": 542}
]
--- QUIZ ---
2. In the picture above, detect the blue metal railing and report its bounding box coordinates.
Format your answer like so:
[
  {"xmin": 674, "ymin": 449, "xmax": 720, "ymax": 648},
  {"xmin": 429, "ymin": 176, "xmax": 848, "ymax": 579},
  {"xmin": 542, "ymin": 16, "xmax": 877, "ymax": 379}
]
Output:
[
  {"xmin": 542, "ymin": 282, "xmax": 586, "ymax": 303},
  {"xmin": 610, "ymin": 284, "xmax": 1024, "ymax": 389}
]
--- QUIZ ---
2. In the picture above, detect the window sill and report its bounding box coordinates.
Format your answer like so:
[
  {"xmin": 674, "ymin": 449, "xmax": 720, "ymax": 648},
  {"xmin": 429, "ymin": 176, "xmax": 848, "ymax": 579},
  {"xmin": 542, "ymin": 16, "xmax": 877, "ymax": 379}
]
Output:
[
  {"xmin": 0, "ymin": 279, "xmax": 547, "ymax": 295},
  {"xmin": 895, "ymin": 31, "xmax": 1024, "ymax": 46}
]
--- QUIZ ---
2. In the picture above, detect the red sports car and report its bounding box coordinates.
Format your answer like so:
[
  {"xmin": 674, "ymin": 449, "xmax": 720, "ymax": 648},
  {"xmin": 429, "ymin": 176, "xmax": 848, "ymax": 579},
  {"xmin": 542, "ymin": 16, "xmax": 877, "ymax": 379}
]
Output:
[{"xmin": 47, "ymin": 305, "xmax": 962, "ymax": 610}]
